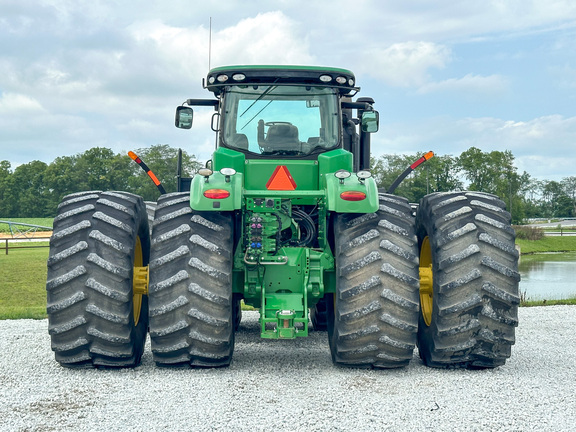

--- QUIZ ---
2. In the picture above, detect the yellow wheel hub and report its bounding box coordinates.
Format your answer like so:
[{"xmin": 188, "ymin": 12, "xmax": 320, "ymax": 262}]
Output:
[
  {"xmin": 132, "ymin": 236, "xmax": 148, "ymax": 326},
  {"xmin": 419, "ymin": 236, "xmax": 433, "ymax": 326}
]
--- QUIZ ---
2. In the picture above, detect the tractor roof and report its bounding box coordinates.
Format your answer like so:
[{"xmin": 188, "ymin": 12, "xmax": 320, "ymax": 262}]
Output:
[{"xmin": 205, "ymin": 65, "xmax": 358, "ymax": 96}]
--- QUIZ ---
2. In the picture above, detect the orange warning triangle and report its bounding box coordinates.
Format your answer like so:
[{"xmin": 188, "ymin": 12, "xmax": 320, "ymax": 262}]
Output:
[{"xmin": 266, "ymin": 165, "xmax": 297, "ymax": 190}]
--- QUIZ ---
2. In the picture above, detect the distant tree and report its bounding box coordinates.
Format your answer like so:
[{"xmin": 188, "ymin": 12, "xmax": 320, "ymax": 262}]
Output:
[
  {"xmin": 561, "ymin": 176, "xmax": 576, "ymax": 216},
  {"xmin": 425, "ymin": 154, "xmax": 464, "ymax": 193},
  {"xmin": 5, "ymin": 144, "xmax": 567, "ymax": 222},
  {"xmin": 371, "ymin": 154, "xmax": 413, "ymax": 192},
  {"xmin": 540, "ymin": 180, "xmax": 573, "ymax": 218},
  {"xmin": 458, "ymin": 147, "xmax": 528, "ymax": 223},
  {"xmin": 43, "ymin": 155, "xmax": 81, "ymax": 216},
  {"xmin": 458, "ymin": 147, "xmax": 514, "ymax": 194},
  {"xmin": 75, "ymin": 147, "xmax": 132, "ymax": 192},
  {"xmin": 7, "ymin": 161, "xmax": 49, "ymax": 217},
  {"xmin": 14, "ymin": 145, "xmax": 202, "ymax": 216},
  {"xmin": 371, "ymin": 152, "xmax": 462, "ymax": 203},
  {"xmin": 0, "ymin": 161, "xmax": 13, "ymax": 216},
  {"xmin": 126, "ymin": 144, "xmax": 202, "ymax": 201},
  {"xmin": 42, "ymin": 148, "xmax": 134, "ymax": 216}
]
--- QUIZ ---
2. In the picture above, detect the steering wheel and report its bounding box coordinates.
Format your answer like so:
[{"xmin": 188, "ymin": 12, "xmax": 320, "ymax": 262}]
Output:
[{"xmin": 264, "ymin": 121, "xmax": 293, "ymax": 127}]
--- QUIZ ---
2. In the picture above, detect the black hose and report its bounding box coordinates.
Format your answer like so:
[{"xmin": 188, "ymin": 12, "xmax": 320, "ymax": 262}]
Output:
[{"xmin": 292, "ymin": 208, "xmax": 316, "ymax": 247}]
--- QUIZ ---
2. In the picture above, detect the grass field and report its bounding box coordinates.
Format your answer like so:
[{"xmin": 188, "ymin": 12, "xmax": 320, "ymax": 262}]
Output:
[
  {"xmin": 515, "ymin": 236, "xmax": 576, "ymax": 254},
  {"xmin": 1, "ymin": 224, "xmax": 575, "ymax": 319},
  {"xmin": 0, "ymin": 242, "xmax": 49, "ymax": 319}
]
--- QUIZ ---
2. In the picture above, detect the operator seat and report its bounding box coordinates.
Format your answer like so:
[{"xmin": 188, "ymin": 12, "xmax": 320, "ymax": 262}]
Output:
[{"xmin": 266, "ymin": 124, "xmax": 300, "ymax": 150}]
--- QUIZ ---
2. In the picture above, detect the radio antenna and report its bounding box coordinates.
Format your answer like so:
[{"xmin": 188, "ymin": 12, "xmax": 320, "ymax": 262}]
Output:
[{"xmin": 208, "ymin": 17, "xmax": 212, "ymax": 70}]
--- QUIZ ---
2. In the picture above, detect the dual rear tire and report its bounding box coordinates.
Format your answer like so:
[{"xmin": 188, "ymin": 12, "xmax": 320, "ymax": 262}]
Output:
[
  {"xmin": 47, "ymin": 191, "xmax": 236, "ymax": 368},
  {"xmin": 327, "ymin": 191, "xmax": 520, "ymax": 369}
]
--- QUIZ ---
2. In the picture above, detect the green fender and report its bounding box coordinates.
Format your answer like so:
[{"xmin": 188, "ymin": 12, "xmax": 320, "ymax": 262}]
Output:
[
  {"xmin": 189, "ymin": 171, "xmax": 243, "ymax": 211},
  {"xmin": 324, "ymin": 173, "xmax": 379, "ymax": 213}
]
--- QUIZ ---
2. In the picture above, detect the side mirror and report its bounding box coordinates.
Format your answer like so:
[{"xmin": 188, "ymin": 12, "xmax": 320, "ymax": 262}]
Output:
[
  {"xmin": 175, "ymin": 106, "xmax": 194, "ymax": 129},
  {"xmin": 361, "ymin": 110, "xmax": 379, "ymax": 133}
]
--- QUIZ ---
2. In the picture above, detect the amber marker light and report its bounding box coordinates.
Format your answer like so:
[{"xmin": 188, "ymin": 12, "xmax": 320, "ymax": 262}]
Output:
[{"xmin": 410, "ymin": 150, "xmax": 435, "ymax": 169}]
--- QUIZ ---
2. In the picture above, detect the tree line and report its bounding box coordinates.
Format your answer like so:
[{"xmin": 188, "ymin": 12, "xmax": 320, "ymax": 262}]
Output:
[
  {"xmin": 0, "ymin": 144, "xmax": 574, "ymax": 224},
  {"xmin": 371, "ymin": 147, "xmax": 576, "ymax": 223},
  {"xmin": 0, "ymin": 145, "xmax": 201, "ymax": 218}
]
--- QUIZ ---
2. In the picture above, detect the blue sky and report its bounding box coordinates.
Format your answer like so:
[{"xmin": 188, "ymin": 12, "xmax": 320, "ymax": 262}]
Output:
[{"xmin": 1, "ymin": 0, "xmax": 576, "ymax": 181}]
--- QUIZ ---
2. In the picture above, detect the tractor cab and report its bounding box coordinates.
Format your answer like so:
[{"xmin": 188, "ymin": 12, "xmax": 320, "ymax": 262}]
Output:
[
  {"xmin": 176, "ymin": 65, "xmax": 379, "ymax": 168},
  {"xmin": 222, "ymin": 84, "xmax": 340, "ymax": 157}
]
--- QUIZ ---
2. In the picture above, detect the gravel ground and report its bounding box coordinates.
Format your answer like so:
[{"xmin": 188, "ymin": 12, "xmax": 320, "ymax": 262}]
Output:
[{"xmin": 1, "ymin": 306, "xmax": 575, "ymax": 432}]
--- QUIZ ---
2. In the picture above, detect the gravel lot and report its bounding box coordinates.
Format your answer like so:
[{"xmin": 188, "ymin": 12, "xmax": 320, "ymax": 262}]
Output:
[{"xmin": 1, "ymin": 306, "xmax": 575, "ymax": 432}]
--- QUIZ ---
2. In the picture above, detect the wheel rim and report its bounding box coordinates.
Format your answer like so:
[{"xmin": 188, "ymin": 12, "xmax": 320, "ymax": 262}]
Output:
[
  {"xmin": 419, "ymin": 236, "xmax": 433, "ymax": 326},
  {"xmin": 132, "ymin": 236, "xmax": 148, "ymax": 326}
]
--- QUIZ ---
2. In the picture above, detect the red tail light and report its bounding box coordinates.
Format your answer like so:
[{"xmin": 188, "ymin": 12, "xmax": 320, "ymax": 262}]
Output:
[
  {"xmin": 204, "ymin": 189, "xmax": 230, "ymax": 199},
  {"xmin": 340, "ymin": 191, "xmax": 366, "ymax": 201}
]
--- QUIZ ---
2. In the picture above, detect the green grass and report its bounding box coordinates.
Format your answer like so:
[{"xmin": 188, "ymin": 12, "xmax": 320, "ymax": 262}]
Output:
[
  {"xmin": 0, "ymin": 218, "xmax": 53, "ymax": 233},
  {"xmin": 515, "ymin": 236, "xmax": 576, "ymax": 254},
  {"xmin": 520, "ymin": 298, "xmax": 576, "ymax": 307},
  {"xmin": 0, "ymin": 243, "xmax": 49, "ymax": 319}
]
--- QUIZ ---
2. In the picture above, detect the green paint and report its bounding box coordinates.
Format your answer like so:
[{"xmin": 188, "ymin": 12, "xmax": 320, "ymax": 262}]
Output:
[
  {"xmin": 199, "ymin": 145, "xmax": 379, "ymax": 339},
  {"xmin": 184, "ymin": 65, "xmax": 380, "ymax": 339},
  {"xmin": 324, "ymin": 172, "xmax": 379, "ymax": 213},
  {"xmin": 244, "ymin": 159, "xmax": 318, "ymax": 191},
  {"xmin": 189, "ymin": 170, "xmax": 243, "ymax": 211},
  {"xmin": 212, "ymin": 147, "xmax": 246, "ymax": 173}
]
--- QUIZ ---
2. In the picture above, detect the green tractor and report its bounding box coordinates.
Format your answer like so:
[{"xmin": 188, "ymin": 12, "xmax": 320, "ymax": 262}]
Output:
[{"xmin": 46, "ymin": 65, "xmax": 520, "ymax": 369}]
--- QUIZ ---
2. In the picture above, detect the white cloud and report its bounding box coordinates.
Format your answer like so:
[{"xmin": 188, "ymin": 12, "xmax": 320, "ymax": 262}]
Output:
[
  {"xmin": 124, "ymin": 11, "xmax": 313, "ymax": 77},
  {"xmin": 359, "ymin": 44, "xmax": 508, "ymax": 96},
  {"xmin": 368, "ymin": 1, "xmax": 576, "ymax": 43},
  {"xmin": 212, "ymin": 12, "xmax": 314, "ymax": 66},
  {"xmin": 373, "ymin": 115, "xmax": 576, "ymax": 181},
  {"xmin": 417, "ymin": 73, "xmax": 509, "ymax": 95},
  {"xmin": 360, "ymin": 42, "xmax": 451, "ymax": 87},
  {"xmin": 0, "ymin": 93, "xmax": 44, "ymax": 114},
  {"xmin": 127, "ymin": 20, "xmax": 209, "ymax": 77}
]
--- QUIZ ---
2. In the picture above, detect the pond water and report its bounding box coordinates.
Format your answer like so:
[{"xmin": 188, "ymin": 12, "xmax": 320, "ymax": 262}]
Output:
[{"xmin": 519, "ymin": 253, "xmax": 576, "ymax": 300}]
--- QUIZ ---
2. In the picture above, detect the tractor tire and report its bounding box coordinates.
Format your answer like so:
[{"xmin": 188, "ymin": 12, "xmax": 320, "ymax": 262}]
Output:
[
  {"xmin": 328, "ymin": 194, "xmax": 420, "ymax": 368},
  {"xmin": 46, "ymin": 191, "xmax": 150, "ymax": 368},
  {"xmin": 310, "ymin": 297, "xmax": 329, "ymax": 331},
  {"xmin": 144, "ymin": 201, "xmax": 157, "ymax": 235},
  {"xmin": 416, "ymin": 192, "xmax": 520, "ymax": 369},
  {"xmin": 233, "ymin": 296, "xmax": 242, "ymax": 332},
  {"xmin": 148, "ymin": 192, "xmax": 235, "ymax": 367}
]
